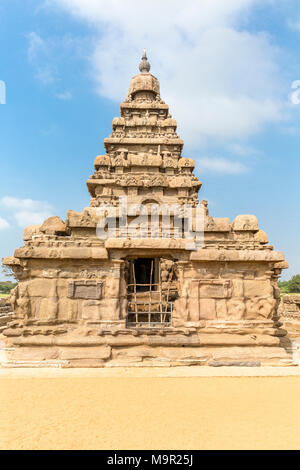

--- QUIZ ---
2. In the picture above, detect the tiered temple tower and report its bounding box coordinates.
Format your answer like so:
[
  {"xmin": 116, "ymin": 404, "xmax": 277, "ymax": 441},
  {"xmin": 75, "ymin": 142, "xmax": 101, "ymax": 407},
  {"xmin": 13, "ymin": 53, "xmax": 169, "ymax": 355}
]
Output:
[
  {"xmin": 2, "ymin": 52, "xmax": 292, "ymax": 367},
  {"xmin": 87, "ymin": 50, "xmax": 201, "ymax": 210}
]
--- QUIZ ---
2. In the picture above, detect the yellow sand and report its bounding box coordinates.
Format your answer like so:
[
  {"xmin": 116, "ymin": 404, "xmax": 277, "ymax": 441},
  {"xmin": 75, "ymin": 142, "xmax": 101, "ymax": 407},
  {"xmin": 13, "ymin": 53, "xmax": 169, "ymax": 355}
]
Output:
[{"xmin": 0, "ymin": 368, "xmax": 299, "ymax": 450}]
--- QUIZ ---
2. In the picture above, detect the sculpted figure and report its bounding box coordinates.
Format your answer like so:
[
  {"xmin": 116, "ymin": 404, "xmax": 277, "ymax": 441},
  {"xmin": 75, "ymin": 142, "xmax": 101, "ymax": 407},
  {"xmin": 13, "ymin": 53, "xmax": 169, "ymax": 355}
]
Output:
[
  {"xmin": 9, "ymin": 286, "xmax": 18, "ymax": 312},
  {"xmin": 47, "ymin": 281, "xmax": 59, "ymax": 320},
  {"xmin": 16, "ymin": 284, "xmax": 31, "ymax": 319}
]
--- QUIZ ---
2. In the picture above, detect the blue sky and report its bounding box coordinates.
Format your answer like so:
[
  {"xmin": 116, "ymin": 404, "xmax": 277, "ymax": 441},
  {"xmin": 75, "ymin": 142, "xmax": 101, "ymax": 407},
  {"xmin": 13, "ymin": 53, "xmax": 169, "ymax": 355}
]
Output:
[{"xmin": 0, "ymin": 0, "xmax": 299, "ymax": 281}]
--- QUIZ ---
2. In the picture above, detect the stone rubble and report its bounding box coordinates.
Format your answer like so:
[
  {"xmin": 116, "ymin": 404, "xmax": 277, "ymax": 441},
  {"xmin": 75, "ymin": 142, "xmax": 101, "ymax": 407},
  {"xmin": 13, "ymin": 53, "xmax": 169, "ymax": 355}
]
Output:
[{"xmin": 0, "ymin": 297, "xmax": 13, "ymax": 332}]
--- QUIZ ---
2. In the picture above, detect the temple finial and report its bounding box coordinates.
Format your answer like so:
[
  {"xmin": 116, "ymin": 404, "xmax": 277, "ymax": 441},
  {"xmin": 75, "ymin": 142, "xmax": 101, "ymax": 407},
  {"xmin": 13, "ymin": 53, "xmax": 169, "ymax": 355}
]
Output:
[{"xmin": 139, "ymin": 49, "xmax": 151, "ymax": 73}]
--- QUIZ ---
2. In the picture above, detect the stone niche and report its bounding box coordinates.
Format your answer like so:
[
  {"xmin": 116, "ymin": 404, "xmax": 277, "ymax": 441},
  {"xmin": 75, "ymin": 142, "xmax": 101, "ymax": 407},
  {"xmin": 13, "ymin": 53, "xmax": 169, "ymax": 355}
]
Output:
[
  {"xmin": 187, "ymin": 279, "xmax": 232, "ymax": 322},
  {"xmin": 67, "ymin": 280, "xmax": 104, "ymax": 300},
  {"xmin": 193, "ymin": 279, "xmax": 232, "ymax": 299}
]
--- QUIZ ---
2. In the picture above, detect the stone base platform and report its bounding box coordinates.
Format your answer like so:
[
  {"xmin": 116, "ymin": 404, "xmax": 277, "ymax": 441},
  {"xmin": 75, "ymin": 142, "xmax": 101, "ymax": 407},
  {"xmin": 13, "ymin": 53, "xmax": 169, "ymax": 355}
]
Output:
[{"xmin": 0, "ymin": 320, "xmax": 295, "ymax": 367}]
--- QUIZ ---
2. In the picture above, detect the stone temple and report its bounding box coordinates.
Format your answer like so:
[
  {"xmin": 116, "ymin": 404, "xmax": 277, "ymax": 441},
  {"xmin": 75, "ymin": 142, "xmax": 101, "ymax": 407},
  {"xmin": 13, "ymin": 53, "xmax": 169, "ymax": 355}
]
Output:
[{"xmin": 2, "ymin": 51, "xmax": 292, "ymax": 367}]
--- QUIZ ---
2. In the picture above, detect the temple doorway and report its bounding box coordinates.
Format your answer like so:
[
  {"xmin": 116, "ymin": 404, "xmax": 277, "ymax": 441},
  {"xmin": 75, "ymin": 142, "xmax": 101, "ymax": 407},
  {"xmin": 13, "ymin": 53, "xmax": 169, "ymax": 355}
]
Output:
[{"xmin": 126, "ymin": 257, "xmax": 177, "ymax": 327}]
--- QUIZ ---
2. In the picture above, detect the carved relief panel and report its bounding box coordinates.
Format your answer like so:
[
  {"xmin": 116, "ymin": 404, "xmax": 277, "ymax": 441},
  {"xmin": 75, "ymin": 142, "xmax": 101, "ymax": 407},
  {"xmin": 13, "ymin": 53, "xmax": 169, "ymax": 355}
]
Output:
[{"xmin": 68, "ymin": 280, "xmax": 104, "ymax": 300}]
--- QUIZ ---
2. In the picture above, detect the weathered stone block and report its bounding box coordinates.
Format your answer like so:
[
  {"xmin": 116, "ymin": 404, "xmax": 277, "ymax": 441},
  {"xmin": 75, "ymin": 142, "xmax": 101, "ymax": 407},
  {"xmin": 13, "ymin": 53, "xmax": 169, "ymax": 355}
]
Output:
[
  {"xmin": 27, "ymin": 279, "xmax": 56, "ymax": 298},
  {"xmin": 226, "ymin": 299, "xmax": 245, "ymax": 320},
  {"xmin": 82, "ymin": 301, "xmax": 101, "ymax": 320},
  {"xmin": 211, "ymin": 217, "xmax": 231, "ymax": 231},
  {"xmin": 244, "ymin": 280, "xmax": 273, "ymax": 298},
  {"xmin": 216, "ymin": 299, "xmax": 228, "ymax": 319},
  {"xmin": 245, "ymin": 298, "xmax": 276, "ymax": 319},
  {"xmin": 40, "ymin": 216, "xmax": 67, "ymax": 235},
  {"xmin": 23, "ymin": 224, "xmax": 41, "ymax": 241},
  {"xmin": 68, "ymin": 280, "xmax": 103, "ymax": 300},
  {"xmin": 98, "ymin": 299, "xmax": 120, "ymax": 320},
  {"xmin": 60, "ymin": 345, "xmax": 111, "ymax": 360},
  {"xmin": 58, "ymin": 298, "xmax": 78, "ymax": 321},
  {"xmin": 199, "ymin": 298, "xmax": 216, "ymax": 320},
  {"xmin": 198, "ymin": 280, "xmax": 231, "ymax": 299},
  {"xmin": 254, "ymin": 230, "xmax": 268, "ymax": 244},
  {"xmin": 12, "ymin": 347, "xmax": 59, "ymax": 361},
  {"xmin": 187, "ymin": 298, "xmax": 200, "ymax": 321},
  {"xmin": 231, "ymin": 279, "xmax": 244, "ymax": 297},
  {"xmin": 232, "ymin": 215, "xmax": 259, "ymax": 231},
  {"xmin": 62, "ymin": 359, "xmax": 106, "ymax": 367}
]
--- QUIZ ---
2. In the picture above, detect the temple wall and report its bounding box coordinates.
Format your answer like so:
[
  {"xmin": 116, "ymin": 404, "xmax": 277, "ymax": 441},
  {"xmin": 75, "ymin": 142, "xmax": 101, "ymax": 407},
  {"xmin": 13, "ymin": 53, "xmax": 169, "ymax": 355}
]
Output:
[
  {"xmin": 2, "ymin": 259, "xmax": 292, "ymax": 367},
  {"xmin": 11, "ymin": 259, "xmax": 127, "ymax": 324},
  {"xmin": 279, "ymin": 294, "xmax": 300, "ymax": 343},
  {"xmin": 7, "ymin": 257, "xmax": 282, "ymax": 328},
  {"xmin": 173, "ymin": 261, "xmax": 280, "ymax": 327}
]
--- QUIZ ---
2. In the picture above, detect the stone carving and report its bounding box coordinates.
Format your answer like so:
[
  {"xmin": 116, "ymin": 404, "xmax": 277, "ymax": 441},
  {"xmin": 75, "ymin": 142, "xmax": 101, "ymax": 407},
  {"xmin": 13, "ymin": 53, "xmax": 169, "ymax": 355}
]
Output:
[
  {"xmin": 16, "ymin": 284, "xmax": 31, "ymax": 319},
  {"xmin": 232, "ymin": 215, "xmax": 259, "ymax": 231},
  {"xmin": 80, "ymin": 269, "xmax": 103, "ymax": 279},
  {"xmin": 226, "ymin": 299, "xmax": 246, "ymax": 320},
  {"xmin": 94, "ymin": 155, "xmax": 111, "ymax": 168},
  {"xmin": 246, "ymin": 297, "xmax": 276, "ymax": 319},
  {"xmin": 162, "ymin": 157, "xmax": 178, "ymax": 169},
  {"xmin": 178, "ymin": 158, "xmax": 194, "ymax": 168}
]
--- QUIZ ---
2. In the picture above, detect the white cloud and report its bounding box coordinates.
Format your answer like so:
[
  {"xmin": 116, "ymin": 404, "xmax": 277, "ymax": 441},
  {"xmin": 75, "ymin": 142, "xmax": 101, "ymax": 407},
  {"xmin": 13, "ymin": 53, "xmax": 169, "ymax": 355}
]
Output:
[
  {"xmin": 0, "ymin": 217, "xmax": 10, "ymax": 230},
  {"xmin": 27, "ymin": 32, "xmax": 57, "ymax": 86},
  {"xmin": 35, "ymin": 66, "xmax": 56, "ymax": 85},
  {"xmin": 48, "ymin": 0, "xmax": 284, "ymax": 146},
  {"xmin": 26, "ymin": 30, "xmax": 84, "ymax": 94},
  {"xmin": 287, "ymin": 18, "xmax": 300, "ymax": 33},
  {"xmin": 13, "ymin": 211, "xmax": 52, "ymax": 227},
  {"xmin": 56, "ymin": 90, "xmax": 72, "ymax": 100},
  {"xmin": 197, "ymin": 157, "xmax": 247, "ymax": 174},
  {"xmin": 229, "ymin": 143, "xmax": 263, "ymax": 158},
  {"xmin": 27, "ymin": 32, "xmax": 46, "ymax": 62},
  {"xmin": 1, "ymin": 197, "xmax": 54, "ymax": 227}
]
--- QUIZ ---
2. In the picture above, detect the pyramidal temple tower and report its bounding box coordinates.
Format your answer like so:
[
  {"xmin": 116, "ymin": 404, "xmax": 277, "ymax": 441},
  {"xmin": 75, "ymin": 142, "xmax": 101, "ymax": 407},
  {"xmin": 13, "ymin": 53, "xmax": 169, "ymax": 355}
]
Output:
[
  {"xmin": 87, "ymin": 49, "xmax": 201, "ymax": 209},
  {"xmin": 2, "ymin": 52, "xmax": 292, "ymax": 367}
]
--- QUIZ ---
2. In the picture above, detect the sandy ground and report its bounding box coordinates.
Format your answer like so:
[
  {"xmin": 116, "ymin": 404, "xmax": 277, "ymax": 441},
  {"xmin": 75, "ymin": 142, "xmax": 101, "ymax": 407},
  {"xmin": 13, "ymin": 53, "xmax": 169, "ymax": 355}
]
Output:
[{"xmin": 0, "ymin": 367, "xmax": 299, "ymax": 450}]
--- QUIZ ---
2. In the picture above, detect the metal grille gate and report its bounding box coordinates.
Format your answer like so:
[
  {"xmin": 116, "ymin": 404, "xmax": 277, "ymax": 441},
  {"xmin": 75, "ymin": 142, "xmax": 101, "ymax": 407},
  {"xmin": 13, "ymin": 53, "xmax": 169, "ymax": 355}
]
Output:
[{"xmin": 126, "ymin": 259, "xmax": 176, "ymax": 327}]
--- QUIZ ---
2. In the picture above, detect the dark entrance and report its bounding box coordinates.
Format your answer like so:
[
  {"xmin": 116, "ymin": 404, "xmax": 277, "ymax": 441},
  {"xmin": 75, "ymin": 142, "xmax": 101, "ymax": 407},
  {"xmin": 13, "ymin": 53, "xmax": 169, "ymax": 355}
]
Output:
[
  {"xmin": 126, "ymin": 257, "xmax": 176, "ymax": 327},
  {"xmin": 134, "ymin": 258, "xmax": 155, "ymax": 292}
]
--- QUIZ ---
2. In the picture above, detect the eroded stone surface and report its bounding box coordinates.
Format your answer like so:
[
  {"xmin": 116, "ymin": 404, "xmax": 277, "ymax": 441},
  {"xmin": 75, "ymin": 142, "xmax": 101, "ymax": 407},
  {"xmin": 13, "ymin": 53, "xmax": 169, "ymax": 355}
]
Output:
[{"xmin": 0, "ymin": 297, "xmax": 13, "ymax": 331}]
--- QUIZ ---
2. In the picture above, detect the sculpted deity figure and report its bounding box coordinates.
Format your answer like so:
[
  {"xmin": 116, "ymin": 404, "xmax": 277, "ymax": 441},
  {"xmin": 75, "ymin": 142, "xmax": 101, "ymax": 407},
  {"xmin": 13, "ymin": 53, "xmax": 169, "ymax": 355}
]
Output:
[
  {"xmin": 9, "ymin": 286, "xmax": 18, "ymax": 312},
  {"xmin": 16, "ymin": 285, "xmax": 31, "ymax": 319}
]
